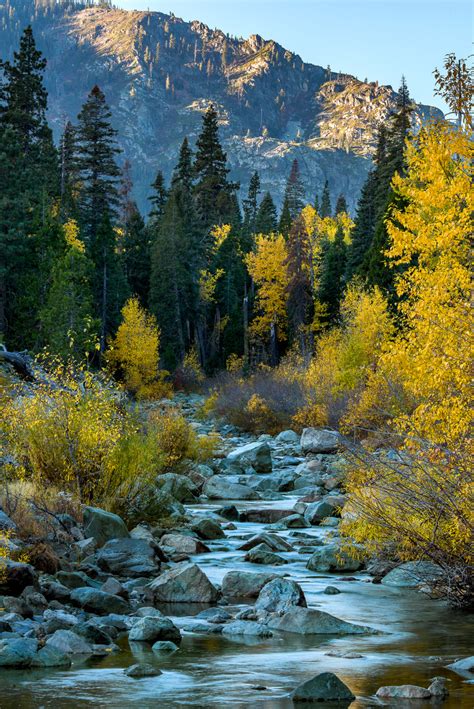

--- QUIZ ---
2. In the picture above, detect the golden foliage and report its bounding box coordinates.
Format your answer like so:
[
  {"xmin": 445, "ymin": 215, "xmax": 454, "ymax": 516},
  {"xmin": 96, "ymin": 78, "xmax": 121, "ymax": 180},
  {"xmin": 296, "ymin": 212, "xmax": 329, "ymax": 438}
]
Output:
[
  {"xmin": 149, "ymin": 408, "xmax": 218, "ymax": 469},
  {"xmin": 245, "ymin": 233, "xmax": 289, "ymax": 342}
]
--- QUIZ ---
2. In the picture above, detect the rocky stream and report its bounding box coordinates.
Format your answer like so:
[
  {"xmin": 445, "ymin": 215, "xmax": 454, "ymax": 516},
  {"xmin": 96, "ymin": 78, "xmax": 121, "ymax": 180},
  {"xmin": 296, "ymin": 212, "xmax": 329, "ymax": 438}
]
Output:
[{"xmin": 0, "ymin": 395, "xmax": 473, "ymax": 708}]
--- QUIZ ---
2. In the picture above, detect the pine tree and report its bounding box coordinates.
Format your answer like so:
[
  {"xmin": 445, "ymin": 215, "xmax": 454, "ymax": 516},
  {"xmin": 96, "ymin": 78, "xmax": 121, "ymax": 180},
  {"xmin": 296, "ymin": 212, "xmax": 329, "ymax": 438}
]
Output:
[
  {"xmin": 318, "ymin": 227, "xmax": 347, "ymax": 321},
  {"xmin": 59, "ymin": 120, "xmax": 79, "ymax": 219},
  {"xmin": 314, "ymin": 194, "xmax": 320, "ymax": 214},
  {"xmin": 76, "ymin": 85, "xmax": 121, "ymax": 242},
  {"xmin": 255, "ymin": 192, "xmax": 278, "ymax": 234},
  {"xmin": 320, "ymin": 179, "xmax": 332, "ymax": 217},
  {"xmin": 242, "ymin": 170, "xmax": 260, "ymax": 249},
  {"xmin": 123, "ymin": 205, "xmax": 149, "ymax": 306},
  {"xmin": 149, "ymin": 169, "xmax": 168, "ymax": 221},
  {"xmin": 286, "ymin": 214, "xmax": 313, "ymax": 351},
  {"xmin": 335, "ymin": 194, "xmax": 348, "ymax": 214},
  {"xmin": 279, "ymin": 159, "xmax": 305, "ymax": 236}
]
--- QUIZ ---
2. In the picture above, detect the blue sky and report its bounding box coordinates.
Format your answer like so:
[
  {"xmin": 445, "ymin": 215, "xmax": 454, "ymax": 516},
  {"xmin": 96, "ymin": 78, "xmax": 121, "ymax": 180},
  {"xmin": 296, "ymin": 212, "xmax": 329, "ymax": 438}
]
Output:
[{"xmin": 114, "ymin": 1, "xmax": 472, "ymax": 112}]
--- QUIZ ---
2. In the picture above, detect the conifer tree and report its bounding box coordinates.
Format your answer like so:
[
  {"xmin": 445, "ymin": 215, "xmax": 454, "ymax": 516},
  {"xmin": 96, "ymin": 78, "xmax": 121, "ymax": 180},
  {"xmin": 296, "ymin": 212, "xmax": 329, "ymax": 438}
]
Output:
[
  {"xmin": 149, "ymin": 169, "xmax": 168, "ymax": 221},
  {"xmin": 59, "ymin": 120, "xmax": 79, "ymax": 219},
  {"xmin": 318, "ymin": 227, "xmax": 347, "ymax": 320},
  {"xmin": 123, "ymin": 205, "xmax": 149, "ymax": 306},
  {"xmin": 320, "ymin": 179, "xmax": 332, "ymax": 217},
  {"xmin": 286, "ymin": 214, "xmax": 313, "ymax": 351},
  {"xmin": 242, "ymin": 170, "xmax": 260, "ymax": 249},
  {"xmin": 279, "ymin": 159, "xmax": 305, "ymax": 236},
  {"xmin": 335, "ymin": 194, "xmax": 348, "ymax": 214},
  {"xmin": 255, "ymin": 192, "xmax": 278, "ymax": 234}
]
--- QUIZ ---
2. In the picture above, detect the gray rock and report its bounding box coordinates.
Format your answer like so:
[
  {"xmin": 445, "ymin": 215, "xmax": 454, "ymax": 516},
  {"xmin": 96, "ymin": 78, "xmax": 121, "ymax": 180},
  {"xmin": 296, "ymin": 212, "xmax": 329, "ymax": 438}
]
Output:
[
  {"xmin": 191, "ymin": 518, "xmax": 225, "ymax": 540},
  {"xmin": 376, "ymin": 685, "xmax": 432, "ymax": 699},
  {"xmin": 96, "ymin": 537, "xmax": 161, "ymax": 577},
  {"xmin": 301, "ymin": 428, "xmax": 342, "ymax": 454},
  {"xmin": 203, "ymin": 476, "xmax": 259, "ymax": 500},
  {"xmin": 152, "ymin": 640, "xmax": 179, "ymax": 653},
  {"xmin": 0, "ymin": 509, "xmax": 16, "ymax": 531},
  {"xmin": 196, "ymin": 608, "xmax": 232, "ymax": 623},
  {"xmin": 0, "ymin": 560, "xmax": 36, "ymax": 595},
  {"xmin": 245, "ymin": 543, "xmax": 287, "ymax": 566},
  {"xmin": 74, "ymin": 621, "xmax": 113, "ymax": 645},
  {"xmin": 428, "ymin": 677, "xmax": 449, "ymax": 697},
  {"xmin": 255, "ymin": 578, "xmax": 306, "ymax": 615},
  {"xmin": 221, "ymin": 571, "xmax": 280, "ymax": 598},
  {"xmin": 238, "ymin": 533, "xmax": 293, "ymax": 553},
  {"xmin": 46, "ymin": 629, "xmax": 92, "ymax": 655},
  {"xmin": 221, "ymin": 621, "xmax": 273, "ymax": 637},
  {"xmin": 70, "ymin": 587, "xmax": 130, "ymax": 615},
  {"xmin": 0, "ymin": 637, "xmax": 38, "ymax": 667},
  {"xmin": 74, "ymin": 537, "xmax": 97, "ymax": 557},
  {"xmin": 381, "ymin": 561, "xmax": 443, "ymax": 588},
  {"xmin": 304, "ymin": 500, "xmax": 337, "ymax": 525},
  {"xmin": 128, "ymin": 616, "xmax": 181, "ymax": 644},
  {"xmin": 148, "ymin": 563, "xmax": 219, "ymax": 603},
  {"xmin": 83, "ymin": 505, "xmax": 129, "ymax": 547},
  {"xmin": 227, "ymin": 441, "xmax": 272, "ymax": 473},
  {"xmin": 31, "ymin": 645, "xmax": 72, "ymax": 667},
  {"xmin": 125, "ymin": 662, "xmax": 161, "ymax": 678},
  {"xmin": 42, "ymin": 609, "xmax": 78, "ymax": 634},
  {"xmin": 323, "ymin": 586, "xmax": 341, "ymax": 595},
  {"xmin": 446, "ymin": 656, "xmax": 474, "ymax": 677},
  {"xmin": 160, "ymin": 533, "xmax": 209, "ymax": 555},
  {"xmin": 272, "ymin": 513, "xmax": 310, "ymax": 529},
  {"xmin": 156, "ymin": 473, "xmax": 198, "ymax": 502},
  {"xmin": 307, "ymin": 545, "xmax": 362, "ymax": 572},
  {"xmin": 275, "ymin": 429, "xmax": 299, "ymax": 443},
  {"xmin": 55, "ymin": 570, "xmax": 97, "ymax": 590},
  {"xmin": 267, "ymin": 607, "xmax": 373, "ymax": 635},
  {"xmin": 291, "ymin": 672, "xmax": 355, "ymax": 702}
]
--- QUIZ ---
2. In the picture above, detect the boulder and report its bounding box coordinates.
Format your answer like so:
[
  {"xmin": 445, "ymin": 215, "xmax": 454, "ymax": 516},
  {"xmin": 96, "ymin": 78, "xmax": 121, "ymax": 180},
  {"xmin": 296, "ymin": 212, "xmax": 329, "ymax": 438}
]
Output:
[
  {"xmin": 125, "ymin": 663, "xmax": 162, "ymax": 678},
  {"xmin": 31, "ymin": 646, "xmax": 71, "ymax": 668},
  {"xmin": 238, "ymin": 533, "xmax": 293, "ymax": 553},
  {"xmin": 255, "ymin": 578, "xmax": 306, "ymax": 615},
  {"xmin": 221, "ymin": 621, "xmax": 273, "ymax": 637},
  {"xmin": 0, "ymin": 638, "xmax": 38, "ymax": 667},
  {"xmin": 46, "ymin": 629, "xmax": 92, "ymax": 655},
  {"xmin": 216, "ymin": 505, "xmax": 240, "ymax": 521},
  {"xmin": 381, "ymin": 561, "xmax": 443, "ymax": 587},
  {"xmin": 273, "ymin": 513, "xmax": 310, "ymax": 529},
  {"xmin": 275, "ymin": 430, "xmax": 299, "ymax": 444},
  {"xmin": 227, "ymin": 441, "xmax": 272, "ymax": 473},
  {"xmin": 156, "ymin": 473, "xmax": 198, "ymax": 502},
  {"xmin": 428, "ymin": 677, "xmax": 449, "ymax": 697},
  {"xmin": 238, "ymin": 508, "xmax": 294, "ymax": 524},
  {"xmin": 0, "ymin": 509, "xmax": 17, "ymax": 531},
  {"xmin": 191, "ymin": 518, "xmax": 225, "ymax": 540},
  {"xmin": 148, "ymin": 563, "xmax": 219, "ymax": 603},
  {"xmin": 160, "ymin": 533, "xmax": 210, "ymax": 555},
  {"xmin": 304, "ymin": 500, "xmax": 337, "ymax": 525},
  {"xmin": 126, "ymin": 488, "xmax": 185, "ymax": 526},
  {"xmin": 0, "ymin": 560, "xmax": 36, "ymax": 595},
  {"xmin": 128, "ymin": 616, "xmax": 181, "ymax": 644},
  {"xmin": 307, "ymin": 545, "xmax": 362, "ymax": 573},
  {"xmin": 203, "ymin": 476, "xmax": 259, "ymax": 500},
  {"xmin": 70, "ymin": 587, "xmax": 130, "ymax": 615},
  {"xmin": 446, "ymin": 656, "xmax": 474, "ymax": 677},
  {"xmin": 221, "ymin": 571, "xmax": 280, "ymax": 599},
  {"xmin": 74, "ymin": 621, "xmax": 113, "ymax": 645},
  {"xmin": 376, "ymin": 685, "xmax": 432, "ymax": 699},
  {"xmin": 96, "ymin": 538, "xmax": 161, "ymax": 577},
  {"xmin": 245, "ymin": 543, "xmax": 287, "ymax": 566},
  {"xmin": 83, "ymin": 506, "xmax": 129, "ymax": 547},
  {"xmin": 291, "ymin": 672, "xmax": 355, "ymax": 703},
  {"xmin": 301, "ymin": 428, "xmax": 342, "ymax": 454},
  {"xmin": 196, "ymin": 608, "xmax": 232, "ymax": 623},
  {"xmin": 267, "ymin": 607, "xmax": 373, "ymax": 635},
  {"xmin": 55, "ymin": 570, "xmax": 98, "ymax": 590}
]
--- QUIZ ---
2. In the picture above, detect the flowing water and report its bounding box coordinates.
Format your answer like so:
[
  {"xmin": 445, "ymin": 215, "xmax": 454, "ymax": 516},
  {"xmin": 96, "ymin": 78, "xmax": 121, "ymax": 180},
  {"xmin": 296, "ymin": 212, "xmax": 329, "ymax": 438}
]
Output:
[{"xmin": 1, "ymin": 417, "xmax": 473, "ymax": 707}]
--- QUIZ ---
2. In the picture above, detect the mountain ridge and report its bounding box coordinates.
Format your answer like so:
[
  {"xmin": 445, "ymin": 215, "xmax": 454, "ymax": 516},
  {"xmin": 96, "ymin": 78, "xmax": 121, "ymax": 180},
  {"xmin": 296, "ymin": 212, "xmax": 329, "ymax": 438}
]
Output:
[{"xmin": 0, "ymin": 0, "xmax": 443, "ymax": 213}]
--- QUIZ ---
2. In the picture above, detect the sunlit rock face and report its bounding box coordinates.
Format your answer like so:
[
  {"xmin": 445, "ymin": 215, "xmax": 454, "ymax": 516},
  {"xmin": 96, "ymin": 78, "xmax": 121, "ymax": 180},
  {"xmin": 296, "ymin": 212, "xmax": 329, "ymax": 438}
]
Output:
[{"xmin": 0, "ymin": 1, "xmax": 443, "ymax": 213}]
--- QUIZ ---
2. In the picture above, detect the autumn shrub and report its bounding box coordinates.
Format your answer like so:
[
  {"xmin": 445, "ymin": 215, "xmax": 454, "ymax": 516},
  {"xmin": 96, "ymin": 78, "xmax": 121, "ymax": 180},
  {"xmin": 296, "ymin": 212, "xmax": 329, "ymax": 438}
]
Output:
[
  {"xmin": 208, "ymin": 367, "xmax": 306, "ymax": 435},
  {"xmin": 148, "ymin": 408, "xmax": 219, "ymax": 469},
  {"xmin": 107, "ymin": 297, "xmax": 172, "ymax": 400},
  {"xmin": 173, "ymin": 347, "xmax": 205, "ymax": 391}
]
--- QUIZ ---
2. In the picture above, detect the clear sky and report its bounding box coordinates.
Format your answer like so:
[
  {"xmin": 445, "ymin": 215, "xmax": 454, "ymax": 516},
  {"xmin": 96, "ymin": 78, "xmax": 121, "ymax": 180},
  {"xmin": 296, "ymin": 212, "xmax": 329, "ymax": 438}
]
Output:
[{"xmin": 113, "ymin": 0, "xmax": 472, "ymax": 112}]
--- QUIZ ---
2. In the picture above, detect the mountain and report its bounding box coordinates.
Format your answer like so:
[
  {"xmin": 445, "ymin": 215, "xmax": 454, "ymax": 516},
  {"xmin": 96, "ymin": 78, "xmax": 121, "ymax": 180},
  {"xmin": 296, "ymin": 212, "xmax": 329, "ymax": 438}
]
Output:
[{"xmin": 0, "ymin": 0, "xmax": 443, "ymax": 214}]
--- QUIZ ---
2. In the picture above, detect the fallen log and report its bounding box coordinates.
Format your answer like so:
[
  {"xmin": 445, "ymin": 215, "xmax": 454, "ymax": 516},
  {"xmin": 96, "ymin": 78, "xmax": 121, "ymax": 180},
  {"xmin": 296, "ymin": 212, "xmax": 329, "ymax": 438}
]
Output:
[{"xmin": 0, "ymin": 347, "xmax": 35, "ymax": 380}]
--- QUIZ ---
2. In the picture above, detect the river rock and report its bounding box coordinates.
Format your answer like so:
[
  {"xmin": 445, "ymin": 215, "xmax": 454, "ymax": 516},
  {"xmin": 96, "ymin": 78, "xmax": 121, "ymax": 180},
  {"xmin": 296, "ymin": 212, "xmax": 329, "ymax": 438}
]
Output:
[
  {"xmin": 376, "ymin": 685, "xmax": 432, "ymax": 699},
  {"xmin": 96, "ymin": 538, "xmax": 161, "ymax": 577},
  {"xmin": 255, "ymin": 578, "xmax": 306, "ymax": 614},
  {"xmin": 74, "ymin": 621, "xmax": 113, "ymax": 645},
  {"xmin": 446, "ymin": 656, "xmax": 474, "ymax": 676},
  {"xmin": 381, "ymin": 561, "xmax": 442, "ymax": 587},
  {"xmin": 221, "ymin": 571, "xmax": 280, "ymax": 598},
  {"xmin": 46, "ymin": 629, "xmax": 93, "ymax": 655},
  {"xmin": 70, "ymin": 587, "xmax": 130, "ymax": 615},
  {"xmin": 291, "ymin": 672, "xmax": 355, "ymax": 702},
  {"xmin": 191, "ymin": 518, "xmax": 225, "ymax": 540},
  {"xmin": 227, "ymin": 441, "xmax": 272, "ymax": 473},
  {"xmin": 0, "ymin": 509, "xmax": 16, "ymax": 531},
  {"xmin": 125, "ymin": 662, "xmax": 162, "ymax": 678},
  {"xmin": 221, "ymin": 621, "xmax": 273, "ymax": 637},
  {"xmin": 156, "ymin": 473, "xmax": 198, "ymax": 502},
  {"xmin": 216, "ymin": 505, "xmax": 240, "ymax": 521},
  {"xmin": 83, "ymin": 506, "xmax": 129, "ymax": 547},
  {"xmin": 307, "ymin": 545, "xmax": 362, "ymax": 572},
  {"xmin": 267, "ymin": 607, "xmax": 373, "ymax": 635},
  {"xmin": 428, "ymin": 677, "xmax": 449, "ymax": 697},
  {"xmin": 238, "ymin": 533, "xmax": 293, "ymax": 553},
  {"xmin": 245, "ymin": 543, "xmax": 287, "ymax": 566},
  {"xmin": 203, "ymin": 476, "xmax": 259, "ymax": 500},
  {"xmin": 275, "ymin": 429, "xmax": 300, "ymax": 444},
  {"xmin": 160, "ymin": 533, "xmax": 210, "ymax": 555},
  {"xmin": 301, "ymin": 429, "xmax": 342, "ymax": 454},
  {"xmin": 196, "ymin": 608, "xmax": 232, "ymax": 623},
  {"xmin": 304, "ymin": 500, "xmax": 337, "ymax": 525},
  {"xmin": 0, "ymin": 637, "xmax": 38, "ymax": 667},
  {"xmin": 31, "ymin": 645, "xmax": 72, "ymax": 667},
  {"xmin": 128, "ymin": 616, "xmax": 181, "ymax": 644},
  {"xmin": 148, "ymin": 563, "xmax": 219, "ymax": 603},
  {"xmin": 0, "ymin": 560, "xmax": 37, "ymax": 595},
  {"xmin": 55, "ymin": 570, "xmax": 98, "ymax": 590}
]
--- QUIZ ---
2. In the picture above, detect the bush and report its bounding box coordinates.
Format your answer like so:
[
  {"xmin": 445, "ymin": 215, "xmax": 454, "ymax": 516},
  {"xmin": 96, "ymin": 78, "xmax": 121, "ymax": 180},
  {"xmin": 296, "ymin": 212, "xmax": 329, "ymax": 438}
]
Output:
[
  {"xmin": 148, "ymin": 408, "xmax": 218, "ymax": 469},
  {"xmin": 173, "ymin": 347, "xmax": 205, "ymax": 392}
]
